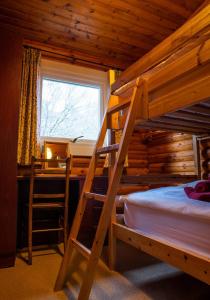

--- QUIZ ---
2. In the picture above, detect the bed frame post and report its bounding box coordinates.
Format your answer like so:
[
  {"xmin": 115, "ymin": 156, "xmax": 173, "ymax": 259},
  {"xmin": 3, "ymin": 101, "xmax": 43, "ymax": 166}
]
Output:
[{"xmin": 192, "ymin": 135, "xmax": 201, "ymax": 179}]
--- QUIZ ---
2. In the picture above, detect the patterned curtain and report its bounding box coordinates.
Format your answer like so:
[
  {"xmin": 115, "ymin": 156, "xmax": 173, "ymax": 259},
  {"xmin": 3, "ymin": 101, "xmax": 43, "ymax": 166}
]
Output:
[{"xmin": 17, "ymin": 47, "xmax": 41, "ymax": 165}]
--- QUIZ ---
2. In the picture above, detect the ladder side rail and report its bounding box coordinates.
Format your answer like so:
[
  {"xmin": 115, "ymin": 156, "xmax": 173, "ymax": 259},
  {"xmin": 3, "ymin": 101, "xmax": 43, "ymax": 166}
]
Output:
[
  {"xmin": 108, "ymin": 127, "xmax": 117, "ymax": 270},
  {"xmin": 55, "ymin": 112, "xmax": 108, "ymax": 290},
  {"xmin": 77, "ymin": 78, "xmax": 144, "ymax": 300}
]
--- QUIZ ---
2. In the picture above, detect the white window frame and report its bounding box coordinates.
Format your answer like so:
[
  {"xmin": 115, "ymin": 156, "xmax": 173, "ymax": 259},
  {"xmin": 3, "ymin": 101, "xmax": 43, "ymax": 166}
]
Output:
[{"xmin": 40, "ymin": 59, "xmax": 109, "ymax": 156}]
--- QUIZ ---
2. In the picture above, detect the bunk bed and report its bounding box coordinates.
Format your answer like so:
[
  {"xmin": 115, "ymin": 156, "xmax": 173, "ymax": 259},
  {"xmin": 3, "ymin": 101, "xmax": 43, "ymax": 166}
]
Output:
[
  {"xmin": 55, "ymin": 6, "xmax": 210, "ymax": 298},
  {"xmin": 108, "ymin": 4, "xmax": 210, "ymax": 285}
]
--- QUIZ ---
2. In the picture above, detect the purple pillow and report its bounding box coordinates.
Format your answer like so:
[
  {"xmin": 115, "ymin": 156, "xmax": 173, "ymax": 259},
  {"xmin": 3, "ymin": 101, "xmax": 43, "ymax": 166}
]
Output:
[
  {"xmin": 194, "ymin": 181, "xmax": 210, "ymax": 193},
  {"xmin": 184, "ymin": 187, "xmax": 210, "ymax": 202}
]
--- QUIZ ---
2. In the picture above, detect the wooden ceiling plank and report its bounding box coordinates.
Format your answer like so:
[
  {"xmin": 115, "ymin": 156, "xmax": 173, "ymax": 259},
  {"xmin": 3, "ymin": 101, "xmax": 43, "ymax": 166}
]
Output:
[
  {"xmin": 0, "ymin": 20, "xmax": 131, "ymax": 70},
  {"xmin": 0, "ymin": 13, "xmax": 145, "ymax": 62},
  {"xmin": 0, "ymin": 5, "xmax": 154, "ymax": 52},
  {"xmin": 142, "ymin": 0, "xmax": 193, "ymax": 18},
  {"xmin": 0, "ymin": 0, "xmax": 204, "ymax": 70},
  {"xmin": 95, "ymin": 0, "xmax": 181, "ymax": 30},
  {"xmin": 122, "ymin": 0, "xmax": 188, "ymax": 23},
  {"xmin": 46, "ymin": 0, "xmax": 174, "ymax": 37},
  {"xmin": 14, "ymin": 0, "xmax": 167, "ymax": 40},
  {"xmin": 3, "ymin": 0, "xmax": 164, "ymax": 45}
]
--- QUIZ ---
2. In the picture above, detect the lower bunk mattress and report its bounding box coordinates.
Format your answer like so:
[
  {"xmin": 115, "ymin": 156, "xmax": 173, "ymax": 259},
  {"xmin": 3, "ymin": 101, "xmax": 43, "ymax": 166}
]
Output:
[{"xmin": 121, "ymin": 181, "xmax": 210, "ymax": 258}]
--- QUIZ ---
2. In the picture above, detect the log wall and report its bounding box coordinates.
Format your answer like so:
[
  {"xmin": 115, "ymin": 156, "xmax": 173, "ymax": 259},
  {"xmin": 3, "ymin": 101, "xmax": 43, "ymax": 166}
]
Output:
[
  {"xmin": 71, "ymin": 129, "xmax": 149, "ymax": 178},
  {"xmin": 146, "ymin": 132, "xmax": 196, "ymax": 176},
  {"xmin": 200, "ymin": 138, "xmax": 210, "ymax": 179},
  {"xmin": 18, "ymin": 131, "xmax": 197, "ymax": 189}
]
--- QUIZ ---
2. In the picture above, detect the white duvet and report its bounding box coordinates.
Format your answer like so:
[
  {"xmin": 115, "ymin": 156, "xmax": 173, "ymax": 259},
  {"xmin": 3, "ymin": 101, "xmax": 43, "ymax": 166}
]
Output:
[
  {"xmin": 120, "ymin": 181, "xmax": 210, "ymax": 220},
  {"xmin": 120, "ymin": 181, "xmax": 210, "ymax": 256}
]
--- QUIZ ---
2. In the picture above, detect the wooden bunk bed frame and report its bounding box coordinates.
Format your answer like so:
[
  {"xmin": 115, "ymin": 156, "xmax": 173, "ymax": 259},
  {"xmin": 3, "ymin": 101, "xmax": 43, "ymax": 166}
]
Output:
[
  {"xmin": 55, "ymin": 5, "xmax": 210, "ymax": 299},
  {"xmin": 108, "ymin": 3, "xmax": 210, "ymax": 286}
]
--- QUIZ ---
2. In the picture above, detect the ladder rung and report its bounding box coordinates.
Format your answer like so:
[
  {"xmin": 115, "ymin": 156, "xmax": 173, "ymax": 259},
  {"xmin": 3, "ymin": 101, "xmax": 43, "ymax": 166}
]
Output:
[
  {"xmin": 32, "ymin": 202, "xmax": 65, "ymax": 208},
  {"xmin": 33, "ymin": 194, "xmax": 65, "ymax": 199},
  {"xmin": 96, "ymin": 143, "xmax": 119, "ymax": 155},
  {"xmin": 85, "ymin": 192, "xmax": 106, "ymax": 202},
  {"xmin": 32, "ymin": 227, "xmax": 64, "ymax": 233},
  {"xmin": 107, "ymin": 99, "xmax": 131, "ymax": 114},
  {"xmin": 71, "ymin": 238, "xmax": 91, "ymax": 259}
]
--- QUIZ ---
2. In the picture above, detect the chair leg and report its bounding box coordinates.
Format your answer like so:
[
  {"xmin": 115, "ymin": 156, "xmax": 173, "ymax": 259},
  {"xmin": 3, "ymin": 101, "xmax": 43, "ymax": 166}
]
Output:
[
  {"xmin": 28, "ymin": 206, "xmax": 32, "ymax": 265},
  {"xmin": 63, "ymin": 213, "xmax": 68, "ymax": 251},
  {"xmin": 108, "ymin": 205, "xmax": 117, "ymax": 270}
]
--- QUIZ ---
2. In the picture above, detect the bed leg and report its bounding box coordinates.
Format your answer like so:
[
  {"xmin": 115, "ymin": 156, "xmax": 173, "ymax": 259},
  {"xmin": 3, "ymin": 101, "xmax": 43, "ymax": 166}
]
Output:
[{"xmin": 108, "ymin": 203, "xmax": 117, "ymax": 270}]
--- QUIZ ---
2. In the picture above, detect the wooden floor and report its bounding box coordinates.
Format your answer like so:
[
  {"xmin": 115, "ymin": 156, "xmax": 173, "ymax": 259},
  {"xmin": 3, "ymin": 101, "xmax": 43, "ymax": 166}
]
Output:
[{"xmin": 0, "ymin": 242, "xmax": 210, "ymax": 300}]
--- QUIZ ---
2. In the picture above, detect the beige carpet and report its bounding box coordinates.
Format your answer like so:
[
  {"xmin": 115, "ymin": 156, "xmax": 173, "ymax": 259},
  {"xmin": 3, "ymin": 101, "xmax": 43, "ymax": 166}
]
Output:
[{"xmin": 0, "ymin": 242, "xmax": 210, "ymax": 300}]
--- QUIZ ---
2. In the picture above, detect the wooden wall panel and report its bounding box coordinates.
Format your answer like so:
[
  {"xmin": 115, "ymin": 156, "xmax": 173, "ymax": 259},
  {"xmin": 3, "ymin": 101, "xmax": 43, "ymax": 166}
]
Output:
[
  {"xmin": 200, "ymin": 139, "xmax": 210, "ymax": 179},
  {"xmin": 147, "ymin": 132, "xmax": 196, "ymax": 176},
  {"xmin": 0, "ymin": 28, "xmax": 22, "ymax": 267},
  {"xmin": 127, "ymin": 130, "xmax": 148, "ymax": 176}
]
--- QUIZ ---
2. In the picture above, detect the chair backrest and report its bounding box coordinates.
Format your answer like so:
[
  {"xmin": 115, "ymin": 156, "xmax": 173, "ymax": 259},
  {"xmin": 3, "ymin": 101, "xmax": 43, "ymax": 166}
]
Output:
[{"xmin": 29, "ymin": 156, "xmax": 71, "ymax": 202}]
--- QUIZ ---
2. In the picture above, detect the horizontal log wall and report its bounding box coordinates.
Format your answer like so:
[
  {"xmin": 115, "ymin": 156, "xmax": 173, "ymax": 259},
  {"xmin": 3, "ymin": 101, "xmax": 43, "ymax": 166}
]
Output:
[
  {"xmin": 127, "ymin": 129, "xmax": 148, "ymax": 176},
  {"xmin": 18, "ymin": 130, "xmax": 197, "ymax": 191},
  {"xmin": 147, "ymin": 132, "xmax": 196, "ymax": 176},
  {"xmin": 200, "ymin": 139, "xmax": 210, "ymax": 179},
  {"xmin": 119, "ymin": 129, "xmax": 149, "ymax": 194}
]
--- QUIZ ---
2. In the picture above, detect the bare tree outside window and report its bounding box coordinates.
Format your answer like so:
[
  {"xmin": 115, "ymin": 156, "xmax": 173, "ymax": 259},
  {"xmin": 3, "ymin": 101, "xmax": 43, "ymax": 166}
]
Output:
[{"xmin": 41, "ymin": 79, "xmax": 101, "ymax": 140}]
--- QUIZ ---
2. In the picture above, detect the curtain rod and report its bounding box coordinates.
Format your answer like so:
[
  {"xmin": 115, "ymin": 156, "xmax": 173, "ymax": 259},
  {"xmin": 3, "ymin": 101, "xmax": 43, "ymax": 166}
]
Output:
[{"xmin": 23, "ymin": 41, "xmax": 120, "ymax": 72}]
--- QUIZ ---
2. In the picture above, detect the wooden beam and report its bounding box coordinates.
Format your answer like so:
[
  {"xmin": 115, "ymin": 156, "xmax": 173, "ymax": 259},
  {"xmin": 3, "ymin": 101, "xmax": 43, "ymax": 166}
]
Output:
[
  {"xmin": 149, "ymin": 63, "xmax": 210, "ymax": 119},
  {"xmin": 146, "ymin": 36, "xmax": 210, "ymax": 92},
  {"xmin": 137, "ymin": 121, "xmax": 209, "ymax": 134},
  {"xmin": 121, "ymin": 174, "xmax": 197, "ymax": 184},
  {"xmin": 166, "ymin": 111, "xmax": 210, "ymax": 124},
  {"xmin": 184, "ymin": 105, "xmax": 210, "ymax": 115},
  {"xmin": 152, "ymin": 116, "xmax": 209, "ymax": 130},
  {"xmin": 113, "ymin": 223, "xmax": 210, "ymax": 285}
]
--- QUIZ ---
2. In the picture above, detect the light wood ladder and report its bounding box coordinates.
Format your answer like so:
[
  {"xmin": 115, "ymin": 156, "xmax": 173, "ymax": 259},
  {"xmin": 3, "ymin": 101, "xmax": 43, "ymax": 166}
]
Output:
[{"xmin": 54, "ymin": 78, "xmax": 143, "ymax": 299}]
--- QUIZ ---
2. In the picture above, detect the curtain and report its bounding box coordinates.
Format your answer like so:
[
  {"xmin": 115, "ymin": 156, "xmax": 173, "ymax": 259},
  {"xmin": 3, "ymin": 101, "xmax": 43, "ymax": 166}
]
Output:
[{"xmin": 17, "ymin": 47, "xmax": 41, "ymax": 165}]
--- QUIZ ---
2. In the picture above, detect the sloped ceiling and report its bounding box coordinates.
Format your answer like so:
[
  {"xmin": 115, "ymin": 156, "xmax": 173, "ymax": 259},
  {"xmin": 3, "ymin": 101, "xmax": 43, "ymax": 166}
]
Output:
[{"xmin": 0, "ymin": 0, "xmax": 204, "ymax": 69}]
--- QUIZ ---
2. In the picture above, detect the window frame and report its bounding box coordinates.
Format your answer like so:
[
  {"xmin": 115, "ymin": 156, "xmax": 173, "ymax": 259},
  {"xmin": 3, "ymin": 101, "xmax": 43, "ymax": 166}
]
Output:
[{"xmin": 40, "ymin": 59, "xmax": 109, "ymax": 156}]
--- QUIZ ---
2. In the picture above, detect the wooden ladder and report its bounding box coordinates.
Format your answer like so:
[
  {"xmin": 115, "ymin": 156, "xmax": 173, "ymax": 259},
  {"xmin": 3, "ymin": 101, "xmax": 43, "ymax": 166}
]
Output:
[{"xmin": 54, "ymin": 78, "xmax": 143, "ymax": 299}]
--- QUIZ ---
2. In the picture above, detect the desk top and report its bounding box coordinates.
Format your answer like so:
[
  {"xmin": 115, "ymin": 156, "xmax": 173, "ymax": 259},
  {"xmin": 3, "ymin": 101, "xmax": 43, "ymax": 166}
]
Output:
[{"xmin": 17, "ymin": 174, "xmax": 85, "ymax": 180}]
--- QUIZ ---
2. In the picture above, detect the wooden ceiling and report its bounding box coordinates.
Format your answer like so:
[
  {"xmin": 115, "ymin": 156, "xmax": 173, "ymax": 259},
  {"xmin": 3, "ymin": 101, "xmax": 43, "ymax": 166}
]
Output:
[{"xmin": 0, "ymin": 0, "xmax": 204, "ymax": 70}]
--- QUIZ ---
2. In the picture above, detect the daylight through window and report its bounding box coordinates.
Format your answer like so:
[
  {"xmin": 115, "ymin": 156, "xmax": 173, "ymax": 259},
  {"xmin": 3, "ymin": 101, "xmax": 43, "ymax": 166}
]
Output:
[{"xmin": 41, "ymin": 79, "xmax": 101, "ymax": 141}]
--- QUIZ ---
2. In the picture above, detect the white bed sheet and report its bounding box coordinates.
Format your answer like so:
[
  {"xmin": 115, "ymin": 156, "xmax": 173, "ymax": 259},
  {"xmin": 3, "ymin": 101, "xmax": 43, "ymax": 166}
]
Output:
[{"xmin": 121, "ymin": 181, "xmax": 210, "ymax": 257}]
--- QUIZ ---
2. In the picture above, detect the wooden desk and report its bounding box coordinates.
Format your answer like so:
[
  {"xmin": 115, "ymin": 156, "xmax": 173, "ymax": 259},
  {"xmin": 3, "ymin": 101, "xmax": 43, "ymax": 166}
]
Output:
[{"xmin": 17, "ymin": 175, "xmax": 108, "ymax": 249}]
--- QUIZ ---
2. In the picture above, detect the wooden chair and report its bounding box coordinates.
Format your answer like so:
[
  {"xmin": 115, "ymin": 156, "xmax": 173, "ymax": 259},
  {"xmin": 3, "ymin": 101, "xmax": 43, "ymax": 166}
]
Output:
[{"xmin": 28, "ymin": 156, "xmax": 71, "ymax": 265}]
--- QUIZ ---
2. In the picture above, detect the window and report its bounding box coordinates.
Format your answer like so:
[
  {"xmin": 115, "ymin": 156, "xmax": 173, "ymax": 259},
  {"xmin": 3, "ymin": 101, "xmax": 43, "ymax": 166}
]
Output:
[
  {"xmin": 40, "ymin": 59, "xmax": 108, "ymax": 155},
  {"xmin": 41, "ymin": 79, "xmax": 101, "ymax": 140}
]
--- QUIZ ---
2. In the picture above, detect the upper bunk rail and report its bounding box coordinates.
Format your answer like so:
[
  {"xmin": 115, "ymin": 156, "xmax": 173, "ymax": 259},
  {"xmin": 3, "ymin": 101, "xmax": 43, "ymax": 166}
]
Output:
[
  {"xmin": 111, "ymin": 4, "xmax": 210, "ymax": 93},
  {"xmin": 121, "ymin": 174, "xmax": 197, "ymax": 185},
  {"xmin": 145, "ymin": 35, "xmax": 210, "ymax": 94},
  {"xmin": 113, "ymin": 20, "xmax": 210, "ymax": 134}
]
